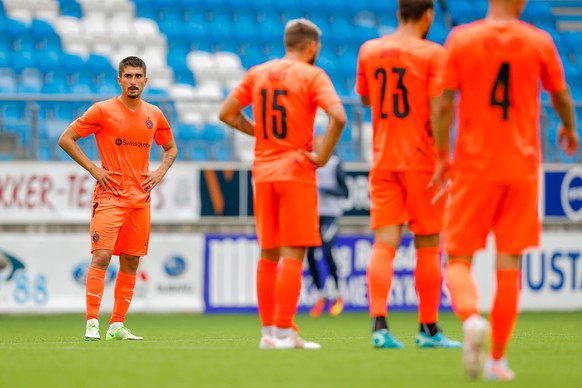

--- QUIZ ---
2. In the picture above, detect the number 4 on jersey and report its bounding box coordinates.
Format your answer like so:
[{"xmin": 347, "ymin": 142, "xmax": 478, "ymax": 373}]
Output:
[{"xmin": 490, "ymin": 62, "xmax": 511, "ymax": 121}]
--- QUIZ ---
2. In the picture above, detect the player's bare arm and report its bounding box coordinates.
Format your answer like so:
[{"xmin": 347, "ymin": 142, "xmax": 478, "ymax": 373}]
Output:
[
  {"xmin": 550, "ymin": 89, "xmax": 579, "ymax": 155},
  {"xmin": 360, "ymin": 95, "xmax": 371, "ymax": 107},
  {"xmin": 219, "ymin": 95, "xmax": 255, "ymax": 136},
  {"xmin": 58, "ymin": 125, "xmax": 121, "ymax": 196},
  {"xmin": 428, "ymin": 90, "xmax": 455, "ymax": 203},
  {"xmin": 141, "ymin": 139, "xmax": 178, "ymax": 192},
  {"xmin": 300, "ymin": 103, "xmax": 347, "ymax": 167}
]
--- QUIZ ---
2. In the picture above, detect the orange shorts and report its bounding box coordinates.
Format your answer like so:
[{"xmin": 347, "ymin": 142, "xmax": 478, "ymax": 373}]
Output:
[
  {"xmin": 253, "ymin": 181, "xmax": 320, "ymax": 249},
  {"xmin": 90, "ymin": 201, "xmax": 151, "ymax": 256},
  {"xmin": 444, "ymin": 177, "xmax": 540, "ymax": 256},
  {"xmin": 369, "ymin": 169, "xmax": 444, "ymax": 235}
]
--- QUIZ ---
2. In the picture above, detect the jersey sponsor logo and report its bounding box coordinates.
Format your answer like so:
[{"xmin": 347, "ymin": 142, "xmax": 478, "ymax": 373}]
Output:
[
  {"xmin": 560, "ymin": 167, "xmax": 582, "ymax": 221},
  {"xmin": 145, "ymin": 118, "xmax": 153, "ymax": 129},
  {"xmin": 114, "ymin": 138, "xmax": 151, "ymax": 148}
]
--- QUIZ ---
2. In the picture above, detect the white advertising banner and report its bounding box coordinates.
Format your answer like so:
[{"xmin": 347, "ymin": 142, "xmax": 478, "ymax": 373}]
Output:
[
  {"xmin": 474, "ymin": 231, "xmax": 582, "ymax": 311},
  {"xmin": 0, "ymin": 162, "xmax": 200, "ymax": 224},
  {"xmin": 204, "ymin": 232, "xmax": 582, "ymax": 313},
  {"xmin": 0, "ymin": 233, "xmax": 204, "ymax": 313}
]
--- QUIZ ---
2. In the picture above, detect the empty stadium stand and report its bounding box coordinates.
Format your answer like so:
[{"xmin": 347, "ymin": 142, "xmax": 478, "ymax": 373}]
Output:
[{"xmin": 0, "ymin": 0, "xmax": 580, "ymax": 162}]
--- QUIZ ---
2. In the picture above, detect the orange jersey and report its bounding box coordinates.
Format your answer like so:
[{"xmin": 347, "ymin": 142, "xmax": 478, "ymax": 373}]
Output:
[
  {"xmin": 71, "ymin": 97, "xmax": 173, "ymax": 208},
  {"xmin": 443, "ymin": 20, "xmax": 566, "ymax": 181},
  {"xmin": 356, "ymin": 35, "xmax": 446, "ymax": 172},
  {"xmin": 231, "ymin": 59, "xmax": 342, "ymax": 183}
]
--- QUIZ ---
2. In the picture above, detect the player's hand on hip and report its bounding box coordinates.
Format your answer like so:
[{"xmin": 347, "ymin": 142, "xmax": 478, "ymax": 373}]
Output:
[
  {"xmin": 91, "ymin": 167, "xmax": 121, "ymax": 196},
  {"xmin": 141, "ymin": 171, "xmax": 162, "ymax": 192},
  {"xmin": 558, "ymin": 126, "xmax": 579, "ymax": 156},
  {"xmin": 428, "ymin": 158, "xmax": 450, "ymax": 205},
  {"xmin": 299, "ymin": 149, "xmax": 324, "ymax": 168}
]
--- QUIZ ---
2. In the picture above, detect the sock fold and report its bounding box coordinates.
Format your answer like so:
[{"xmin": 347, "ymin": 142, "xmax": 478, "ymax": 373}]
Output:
[{"xmin": 367, "ymin": 242, "xmax": 396, "ymax": 317}]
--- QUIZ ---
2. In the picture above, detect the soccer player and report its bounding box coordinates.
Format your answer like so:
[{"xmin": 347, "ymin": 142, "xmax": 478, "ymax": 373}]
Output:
[
  {"xmin": 355, "ymin": 0, "xmax": 461, "ymax": 349},
  {"xmin": 307, "ymin": 135, "xmax": 349, "ymax": 318},
  {"xmin": 58, "ymin": 56, "xmax": 178, "ymax": 341},
  {"xmin": 430, "ymin": 0, "xmax": 579, "ymax": 380},
  {"xmin": 219, "ymin": 19, "xmax": 346, "ymax": 350}
]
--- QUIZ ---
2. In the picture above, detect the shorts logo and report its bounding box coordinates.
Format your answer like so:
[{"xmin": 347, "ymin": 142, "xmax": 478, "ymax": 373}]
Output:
[
  {"xmin": 146, "ymin": 119, "xmax": 153, "ymax": 129},
  {"xmin": 115, "ymin": 138, "xmax": 122, "ymax": 146},
  {"xmin": 93, "ymin": 233, "xmax": 100, "ymax": 243}
]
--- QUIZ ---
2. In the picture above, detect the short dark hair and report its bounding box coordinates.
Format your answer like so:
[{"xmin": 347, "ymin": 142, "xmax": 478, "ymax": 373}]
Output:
[
  {"xmin": 399, "ymin": 0, "xmax": 434, "ymax": 22},
  {"xmin": 284, "ymin": 18, "xmax": 321, "ymax": 51},
  {"xmin": 118, "ymin": 56, "xmax": 147, "ymax": 77}
]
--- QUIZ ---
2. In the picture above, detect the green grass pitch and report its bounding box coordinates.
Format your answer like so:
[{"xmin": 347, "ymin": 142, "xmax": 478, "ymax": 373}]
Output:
[{"xmin": 1, "ymin": 312, "xmax": 581, "ymax": 387}]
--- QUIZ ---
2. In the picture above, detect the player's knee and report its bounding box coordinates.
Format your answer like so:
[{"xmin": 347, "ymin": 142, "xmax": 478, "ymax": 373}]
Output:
[{"xmin": 91, "ymin": 250, "xmax": 113, "ymax": 269}]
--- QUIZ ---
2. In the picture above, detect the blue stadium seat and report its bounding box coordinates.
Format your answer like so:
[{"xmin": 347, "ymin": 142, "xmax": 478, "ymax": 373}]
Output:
[
  {"xmin": 12, "ymin": 51, "xmax": 37, "ymax": 74},
  {"xmin": 61, "ymin": 53, "xmax": 86, "ymax": 75},
  {"xmin": 3, "ymin": 18, "xmax": 27, "ymax": 43},
  {"xmin": 211, "ymin": 141, "xmax": 232, "ymax": 161},
  {"xmin": 17, "ymin": 68, "xmax": 43, "ymax": 94},
  {"xmin": 184, "ymin": 140, "xmax": 210, "ymax": 161},
  {"xmin": 30, "ymin": 19, "xmax": 60, "ymax": 47},
  {"xmin": 59, "ymin": 0, "xmax": 83, "ymax": 18},
  {"xmin": 42, "ymin": 70, "xmax": 69, "ymax": 94},
  {"xmin": 522, "ymin": 2, "xmax": 555, "ymax": 24},
  {"xmin": 86, "ymin": 54, "xmax": 114, "ymax": 74},
  {"xmin": 203, "ymin": 124, "xmax": 227, "ymax": 141},
  {"xmin": 70, "ymin": 73, "xmax": 95, "ymax": 95},
  {"xmin": 0, "ymin": 68, "xmax": 16, "ymax": 93},
  {"xmin": 37, "ymin": 48, "xmax": 62, "ymax": 75},
  {"xmin": 241, "ymin": 45, "xmax": 265, "ymax": 68}
]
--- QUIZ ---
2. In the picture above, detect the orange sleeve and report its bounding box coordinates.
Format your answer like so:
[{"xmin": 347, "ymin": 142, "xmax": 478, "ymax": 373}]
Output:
[
  {"xmin": 428, "ymin": 47, "xmax": 447, "ymax": 97},
  {"xmin": 153, "ymin": 110, "xmax": 173, "ymax": 146},
  {"xmin": 442, "ymin": 29, "xmax": 462, "ymax": 91},
  {"xmin": 310, "ymin": 70, "xmax": 342, "ymax": 110},
  {"xmin": 540, "ymin": 34, "xmax": 566, "ymax": 93},
  {"xmin": 70, "ymin": 103, "xmax": 103, "ymax": 137},
  {"xmin": 355, "ymin": 44, "xmax": 369, "ymax": 96},
  {"xmin": 230, "ymin": 68, "xmax": 254, "ymax": 107}
]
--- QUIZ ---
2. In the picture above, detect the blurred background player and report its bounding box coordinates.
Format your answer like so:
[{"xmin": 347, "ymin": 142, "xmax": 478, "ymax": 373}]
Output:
[
  {"xmin": 307, "ymin": 135, "xmax": 349, "ymax": 318},
  {"xmin": 219, "ymin": 19, "xmax": 346, "ymax": 349},
  {"xmin": 355, "ymin": 0, "xmax": 461, "ymax": 349},
  {"xmin": 431, "ymin": 0, "xmax": 579, "ymax": 380},
  {"xmin": 58, "ymin": 56, "xmax": 178, "ymax": 341}
]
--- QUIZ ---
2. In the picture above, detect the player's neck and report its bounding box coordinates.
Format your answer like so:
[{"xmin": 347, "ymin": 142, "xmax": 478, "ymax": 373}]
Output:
[
  {"xmin": 394, "ymin": 24, "xmax": 425, "ymax": 39},
  {"xmin": 118, "ymin": 95, "xmax": 141, "ymax": 111},
  {"xmin": 486, "ymin": 6, "xmax": 520, "ymax": 22},
  {"xmin": 283, "ymin": 52, "xmax": 308, "ymax": 63}
]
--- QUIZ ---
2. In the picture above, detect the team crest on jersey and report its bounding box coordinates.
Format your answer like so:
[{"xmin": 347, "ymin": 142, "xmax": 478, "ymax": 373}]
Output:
[
  {"xmin": 93, "ymin": 233, "xmax": 100, "ymax": 243},
  {"xmin": 146, "ymin": 118, "xmax": 153, "ymax": 129}
]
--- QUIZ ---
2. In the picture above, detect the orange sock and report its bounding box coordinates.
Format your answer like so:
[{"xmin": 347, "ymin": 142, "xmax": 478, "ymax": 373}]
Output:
[
  {"xmin": 109, "ymin": 271, "xmax": 136, "ymax": 324},
  {"xmin": 257, "ymin": 259, "xmax": 278, "ymax": 327},
  {"xmin": 445, "ymin": 260, "xmax": 479, "ymax": 321},
  {"xmin": 275, "ymin": 258, "xmax": 303, "ymax": 329},
  {"xmin": 86, "ymin": 266, "xmax": 106, "ymax": 320},
  {"xmin": 415, "ymin": 247, "xmax": 442, "ymax": 324},
  {"xmin": 490, "ymin": 269, "xmax": 520, "ymax": 360},
  {"xmin": 367, "ymin": 243, "xmax": 396, "ymax": 317}
]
